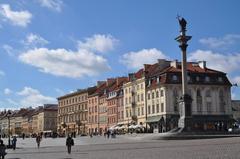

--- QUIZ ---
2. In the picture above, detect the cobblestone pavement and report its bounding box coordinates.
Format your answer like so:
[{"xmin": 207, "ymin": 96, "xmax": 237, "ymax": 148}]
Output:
[{"xmin": 2, "ymin": 135, "xmax": 240, "ymax": 159}]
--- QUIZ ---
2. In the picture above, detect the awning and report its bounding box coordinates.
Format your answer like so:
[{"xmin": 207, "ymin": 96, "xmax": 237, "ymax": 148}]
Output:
[
  {"xmin": 146, "ymin": 115, "xmax": 162, "ymax": 123},
  {"xmin": 192, "ymin": 115, "xmax": 235, "ymax": 122}
]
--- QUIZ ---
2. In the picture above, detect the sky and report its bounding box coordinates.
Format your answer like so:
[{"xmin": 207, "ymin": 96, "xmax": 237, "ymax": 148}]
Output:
[{"xmin": 0, "ymin": 0, "xmax": 240, "ymax": 109}]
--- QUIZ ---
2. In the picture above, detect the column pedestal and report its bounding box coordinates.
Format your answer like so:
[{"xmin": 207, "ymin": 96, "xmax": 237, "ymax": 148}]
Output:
[{"xmin": 178, "ymin": 94, "xmax": 193, "ymax": 131}]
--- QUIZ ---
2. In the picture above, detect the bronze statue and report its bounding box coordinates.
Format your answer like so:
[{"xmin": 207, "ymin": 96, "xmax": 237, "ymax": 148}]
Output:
[{"xmin": 177, "ymin": 16, "xmax": 187, "ymax": 32}]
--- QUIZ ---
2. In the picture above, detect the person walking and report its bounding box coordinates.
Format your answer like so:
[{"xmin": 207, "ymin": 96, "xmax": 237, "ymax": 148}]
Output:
[
  {"xmin": 12, "ymin": 136, "xmax": 17, "ymax": 150},
  {"xmin": 66, "ymin": 134, "xmax": 74, "ymax": 154},
  {"xmin": 36, "ymin": 135, "xmax": 42, "ymax": 149},
  {"xmin": 0, "ymin": 140, "xmax": 6, "ymax": 159}
]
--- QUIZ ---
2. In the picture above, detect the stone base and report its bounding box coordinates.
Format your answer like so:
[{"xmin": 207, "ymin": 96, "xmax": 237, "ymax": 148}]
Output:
[{"xmin": 178, "ymin": 116, "xmax": 192, "ymax": 132}]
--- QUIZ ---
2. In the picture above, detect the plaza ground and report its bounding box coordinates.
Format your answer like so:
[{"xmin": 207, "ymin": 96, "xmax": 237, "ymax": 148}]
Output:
[{"xmin": 2, "ymin": 134, "xmax": 240, "ymax": 159}]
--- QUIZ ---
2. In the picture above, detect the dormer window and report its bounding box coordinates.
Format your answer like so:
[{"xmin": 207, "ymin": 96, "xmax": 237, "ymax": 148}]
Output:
[
  {"xmin": 205, "ymin": 76, "xmax": 210, "ymax": 82},
  {"xmin": 218, "ymin": 77, "xmax": 223, "ymax": 82},
  {"xmin": 157, "ymin": 77, "xmax": 160, "ymax": 83},
  {"xmin": 148, "ymin": 80, "xmax": 151, "ymax": 86},
  {"xmin": 172, "ymin": 75, "xmax": 178, "ymax": 81},
  {"xmin": 196, "ymin": 76, "xmax": 200, "ymax": 81}
]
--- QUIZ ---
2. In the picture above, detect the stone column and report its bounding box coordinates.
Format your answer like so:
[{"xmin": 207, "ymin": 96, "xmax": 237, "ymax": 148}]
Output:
[{"xmin": 175, "ymin": 17, "xmax": 193, "ymax": 131}]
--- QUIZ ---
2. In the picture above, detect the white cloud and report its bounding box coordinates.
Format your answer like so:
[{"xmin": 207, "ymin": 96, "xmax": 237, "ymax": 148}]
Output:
[
  {"xmin": 6, "ymin": 98, "xmax": 18, "ymax": 105},
  {"xmin": 22, "ymin": 33, "xmax": 49, "ymax": 47},
  {"xmin": 0, "ymin": 70, "xmax": 5, "ymax": 77},
  {"xmin": 17, "ymin": 87, "xmax": 56, "ymax": 106},
  {"xmin": 55, "ymin": 88, "xmax": 65, "ymax": 95},
  {"xmin": 2, "ymin": 44, "xmax": 14, "ymax": 56},
  {"xmin": 232, "ymin": 76, "xmax": 240, "ymax": 86},
  {"xmin": 38, "ymin": 0, "xmax": 63, "ymax": 12},
  {"xmin": 78, "ymin": 34, "xmax": 118, "ymax": 53},
  {"xmin": 0, "ymin": 4, "xmax": 32, "ymax": 27},
  {"xmin": 4, "ymin": 88, "xmax": 12, "ymax": 95},
  {"xmin": 189, "ymin": 50, "xmax": 240, "ymax": 73},
  {"xmin": 199, "ymin": 34, "xmax": 240, "ymax": 49},
  {"xmin": 19, "ymin": 48, "xmax": 111, "ymax": 78},
  {"xmin": 120, "ymin": 48, "xmax": 169, "ymax": 70}
]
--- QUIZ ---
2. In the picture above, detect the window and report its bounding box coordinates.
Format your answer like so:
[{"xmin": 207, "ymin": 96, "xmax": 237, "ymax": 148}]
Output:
[
  {"xmin": 148, "ymin": 106, "xmax": 151, "ymax": 114},
  {"xmin": 172, "ymin": 75, "xmax": 177, "ymax": 81},
  {"xmin": 148, "ymin": 93, "xmax": 150, "ymax": 100},
  {"xmin": 152, "ymin": 105, "xmax": 155, "ymax": 114},
  {"xmin": 141, "ymin": 93, "xmax": 144, "ymax": 101},
  {"xmin": 196, "ymin": 76, "xmax": 200, "ymax": 81},
  {"xmin": 95, "ymin": 106, "xmax": 97, "ymax": 112},
  {"xmin": 137, "ymin": 94, "xmax": 140, "ymax": 102},
  {"xmin": 138, "ymin": 107, "xmax": 140, "ymax": 116},
  {"xmin": 205, "ymin": 76, "xmax": 210, "ymax": 82},
  {"xmin": 152, "ymin": 92, "xmax": 155, "ymax": 99},
  {"xmin": 197, "ymin": 89, "xmax": 202, "ymax": 112},
  {"xmin": 125, "ymin": 98, "xmax": 128, "ymax": 105},
  {"xmin": 141, "ymin": 107, "xmax": 144, "ymax": 115},
  {"xmin": 156, "ymin": 91, "xmax": 159, "ymax": 98},
  {"xmin": 161, "ymin": 103, "xmax": 164, "ymax": 112},
  {"xmin": 206, "ymin": 90, "xmax": 211, "ymax": 97},
  {"xmin": 156, "ymin": 104, "xmax": 160, "ymax": 113},
  {"xmin": 160, "ymin": 90, "xmax": 164, "ymax": 97},
  {"xmin": 207, "ymin": 102, "xmax": 212, "ymax": 112},
  {"xmin": 219, "ymin": 90, "xmax": 225, "ymax": 112},
  {"xmin": 218, "ymin": 77, "xmax": 223, "ymax": 82},
  {"xmin": 173, "ymin": 89, "xmax": 178, "ymax": 112},
  {"xmin": 157, "ymin": 77, "xmax": 160, "ymax": 83},
  {"xmin": 141, "ymin": 84, "xmax": 143, "ymax": 89},
  {"xmin": 137, "ymin": 85, "xmax": 139, "ymax": 90}
]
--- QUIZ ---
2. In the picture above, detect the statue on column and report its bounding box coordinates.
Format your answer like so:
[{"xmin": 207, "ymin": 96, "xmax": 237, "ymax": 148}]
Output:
[{"xmin": 177, "ymin": 16, "xmax": 187, "ymax": 32}]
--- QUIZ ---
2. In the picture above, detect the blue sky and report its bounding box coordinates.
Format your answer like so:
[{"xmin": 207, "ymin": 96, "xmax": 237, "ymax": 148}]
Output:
[{"xmin": 0, "ymin": 0, "xmax": 240, "ymax": 109}]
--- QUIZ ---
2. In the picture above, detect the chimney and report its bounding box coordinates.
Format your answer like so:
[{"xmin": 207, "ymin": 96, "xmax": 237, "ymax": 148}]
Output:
[
  {"xmin": 106, "ymin": 78, "xmax": 115, "ymax": 86},
  {"xmin": 128, "ymin": 73, "xmax": 135, "ymax": 81},
  {"xmin": 198, "ymin": 61, "xmax": 206, "ymax": 69},
  {"xmin": 170, "ymin": 60, "xmax": 178, "ymax": 68},
  {"xmin": 157, "ymin": 59, "xmax": 170, "ymax": 68},
  {"xmin": 97, "ymin": 81, "xmax": 105, "ymax": 87}
]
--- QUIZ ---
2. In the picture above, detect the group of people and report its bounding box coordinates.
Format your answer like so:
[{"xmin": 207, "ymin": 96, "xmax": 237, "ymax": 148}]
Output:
[
  {"xmin": 0, "ymin": 137, "xmax": 6, "ymax": 159},
  {"xmin": 0, "ymin": 133, "xmax": 75, "ymax": 158}
]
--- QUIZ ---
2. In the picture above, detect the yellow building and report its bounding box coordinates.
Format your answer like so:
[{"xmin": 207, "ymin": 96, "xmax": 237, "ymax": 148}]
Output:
[
  {"xmin": 123, "ymin": 63, "xmax": 158, "ymax": 126},
  {"xmin": 57, "ymin": 87, "xmax": 96, "ymax": 136}
]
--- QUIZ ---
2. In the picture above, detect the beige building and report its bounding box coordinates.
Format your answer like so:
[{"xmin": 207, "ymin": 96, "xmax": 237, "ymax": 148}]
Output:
[
  {"xmin": 146, "ymin": 60, "xmax": 233, "ymax": 132},
  {"xmin": 123, "ymin": 63, "xmax": 158, "ymax": 126},
  {"xmin": 58, "ymin": 88, "xmax": 95, "ymax": 136},
  {"xmin": 232, "ymin": 100, "xmax": 240, "ymax": 122},
  {"xmin": 38, "ymin": 104, "xmax": 58, "ymax": 134}
]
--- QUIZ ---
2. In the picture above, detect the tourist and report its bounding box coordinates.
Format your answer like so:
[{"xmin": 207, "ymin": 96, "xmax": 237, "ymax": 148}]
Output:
[
  {"xmin": 12, "ymin": 136, "xmax": 17, "ymax": 150},
  {"xmin": 66, "ymin": 134, "xmax": 74, "ymax": 154},
  {"xmin": 22, "ymin": 133, "xmax": 25, "ymax": 140},
  {"xmin": 36, "ymin": 135, "xmax": 42, "ymax": 148},
  {"xmin": 0, "ymin": 140, "xmax": 6, "ymax": 159}
]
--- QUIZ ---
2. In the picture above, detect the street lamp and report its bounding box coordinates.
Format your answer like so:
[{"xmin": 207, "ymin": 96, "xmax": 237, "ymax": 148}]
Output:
[{"xmin": 7, "ymin": 110, "xmax": 12, "ymax": 148}]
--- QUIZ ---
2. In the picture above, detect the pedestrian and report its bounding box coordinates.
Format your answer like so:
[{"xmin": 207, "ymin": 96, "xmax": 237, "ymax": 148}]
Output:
[
  {"xmin": 107, "ymin": 130, "xmax": 110, "ymax": 139},
  {"xmin": 66, "ymin": 134, "xmax": 74, "ymax": 154},
  {"xmin": 0, "ymin": 140, "xmax": 6, "ymax": 159},
  {"xmin": 36, "ymin": 135, "xmax": 42, "ymax": 148},
  {"xmin": 22, "ymin": 133, "xmax": 25, "ymax": 140},
  {"xmin": 12, "ymin": 136, "xmax": 17, "ymax": 150}
]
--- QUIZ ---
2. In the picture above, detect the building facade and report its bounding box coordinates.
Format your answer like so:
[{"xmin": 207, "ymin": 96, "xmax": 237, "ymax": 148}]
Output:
[
  {"xmin": 57, "ymin": 89, "xmax": 92, "ymax": 136},
  {"xmin": 146, "ymin": 60, "xmax": 233, "ymax": 132}
]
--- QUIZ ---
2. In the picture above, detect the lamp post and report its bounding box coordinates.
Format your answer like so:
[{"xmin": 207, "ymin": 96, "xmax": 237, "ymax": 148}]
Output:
[{"xmin": 7, "ymin": 110, "xmax": 11, "ymax": 148}]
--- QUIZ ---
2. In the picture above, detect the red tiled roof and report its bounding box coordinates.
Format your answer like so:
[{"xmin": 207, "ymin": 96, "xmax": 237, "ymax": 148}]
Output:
[{"xmin": 162, "ymin": 63, "xmax": 224, "ymax": 74}]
